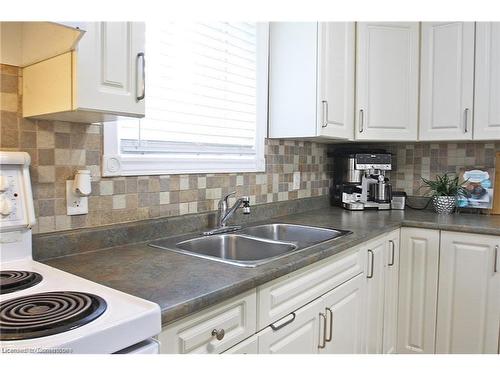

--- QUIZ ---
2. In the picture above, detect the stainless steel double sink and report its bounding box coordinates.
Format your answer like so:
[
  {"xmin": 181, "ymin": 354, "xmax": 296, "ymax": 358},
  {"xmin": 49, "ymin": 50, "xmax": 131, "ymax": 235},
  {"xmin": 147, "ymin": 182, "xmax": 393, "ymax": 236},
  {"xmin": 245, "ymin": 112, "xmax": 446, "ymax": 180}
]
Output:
[{"xmin": 149, "ymin": 224, "xmax": 351, "ymax": 267}]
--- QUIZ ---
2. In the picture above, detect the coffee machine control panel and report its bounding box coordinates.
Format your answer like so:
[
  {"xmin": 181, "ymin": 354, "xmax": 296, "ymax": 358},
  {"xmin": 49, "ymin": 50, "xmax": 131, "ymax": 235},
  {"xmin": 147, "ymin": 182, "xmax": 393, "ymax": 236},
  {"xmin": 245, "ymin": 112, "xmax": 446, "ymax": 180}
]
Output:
[{"xmin": 355, "ymin": 154, "xmax": 391, "ymax": 171}]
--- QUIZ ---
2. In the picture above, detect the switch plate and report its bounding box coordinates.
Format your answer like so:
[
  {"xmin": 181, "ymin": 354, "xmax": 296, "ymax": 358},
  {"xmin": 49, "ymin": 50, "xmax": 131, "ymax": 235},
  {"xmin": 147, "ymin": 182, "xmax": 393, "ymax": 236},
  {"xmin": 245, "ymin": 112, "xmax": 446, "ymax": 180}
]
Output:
[
  {"xmin": 66, "ymin": 180, "xmax": 88, "ymax": 215},
  {"xmin": 293, "ymin": 171, "xmax": 301, "ymax": 190}
]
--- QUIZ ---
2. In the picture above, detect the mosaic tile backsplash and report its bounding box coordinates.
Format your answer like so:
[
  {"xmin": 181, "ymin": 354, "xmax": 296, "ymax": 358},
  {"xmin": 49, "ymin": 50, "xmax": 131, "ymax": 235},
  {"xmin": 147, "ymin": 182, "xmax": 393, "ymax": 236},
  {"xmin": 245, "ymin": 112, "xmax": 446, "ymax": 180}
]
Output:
[
  {"xmin": 337, "ymin": 142, "xmax": 500, "ymax": 196},
  {"xmin": 0, "ymin": 64, "xmax": 331, "ymax": 234}
]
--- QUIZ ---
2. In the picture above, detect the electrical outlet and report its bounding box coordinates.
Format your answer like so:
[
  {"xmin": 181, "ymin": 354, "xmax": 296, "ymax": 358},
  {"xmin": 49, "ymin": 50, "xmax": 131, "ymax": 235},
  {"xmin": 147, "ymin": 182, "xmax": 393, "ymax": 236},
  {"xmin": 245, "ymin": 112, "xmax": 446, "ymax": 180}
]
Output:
[
  {"xmin": 66, "ymin": 180, "xmax": 88, "ymax": 215},
  {"xmin": 293, "ymin": 171, "xmax": 301, "ymax": 190}
]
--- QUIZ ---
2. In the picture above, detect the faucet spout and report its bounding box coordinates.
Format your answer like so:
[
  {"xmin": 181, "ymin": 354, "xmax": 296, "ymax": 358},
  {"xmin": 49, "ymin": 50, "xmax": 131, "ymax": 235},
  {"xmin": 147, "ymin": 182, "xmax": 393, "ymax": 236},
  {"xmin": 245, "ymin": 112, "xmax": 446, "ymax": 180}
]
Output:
[{"xmin": 204, "ymin": 193, "xmax": 251, "ymax": 235}]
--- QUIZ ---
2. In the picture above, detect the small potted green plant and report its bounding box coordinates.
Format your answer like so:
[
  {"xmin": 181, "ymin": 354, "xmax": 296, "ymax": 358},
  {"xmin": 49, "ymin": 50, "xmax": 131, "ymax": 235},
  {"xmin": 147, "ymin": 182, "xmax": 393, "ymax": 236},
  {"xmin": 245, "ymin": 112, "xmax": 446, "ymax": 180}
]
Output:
[{"xmin": 421, "ymin": 173, "xmax": 468, "ymax": 214}]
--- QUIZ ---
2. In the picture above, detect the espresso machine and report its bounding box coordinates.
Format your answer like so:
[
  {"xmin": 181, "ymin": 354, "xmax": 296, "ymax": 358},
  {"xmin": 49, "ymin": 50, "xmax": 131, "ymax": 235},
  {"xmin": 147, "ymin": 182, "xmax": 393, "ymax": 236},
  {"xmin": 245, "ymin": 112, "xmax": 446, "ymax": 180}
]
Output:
[{"xmin": 331, "ymin": 150, "xmax": 393, "ymax": 210}]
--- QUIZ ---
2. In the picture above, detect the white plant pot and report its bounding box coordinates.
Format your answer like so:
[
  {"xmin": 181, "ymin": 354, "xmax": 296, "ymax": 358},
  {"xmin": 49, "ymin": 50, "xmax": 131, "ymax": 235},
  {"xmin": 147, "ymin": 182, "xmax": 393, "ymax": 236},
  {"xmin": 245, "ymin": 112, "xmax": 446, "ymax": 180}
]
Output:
[{"xmin": 432, "ymin": 196, "xmax": 457, "ymax": 214}]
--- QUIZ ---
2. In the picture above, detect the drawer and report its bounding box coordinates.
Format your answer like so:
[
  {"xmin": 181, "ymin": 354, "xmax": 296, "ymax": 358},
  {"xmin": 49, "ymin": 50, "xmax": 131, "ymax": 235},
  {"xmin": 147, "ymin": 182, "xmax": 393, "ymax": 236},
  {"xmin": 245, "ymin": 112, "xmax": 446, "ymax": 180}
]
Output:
[
  {"xmin": 257, "ymin": 246, "xmax": 365, "ymax": 329},
  {"xmin": 222, "ymin": 334, "xmax": 258, "ymax": 354},
  {"xmin": 159, "ymin": 289, "xmax": 257, "ymax": 354}
]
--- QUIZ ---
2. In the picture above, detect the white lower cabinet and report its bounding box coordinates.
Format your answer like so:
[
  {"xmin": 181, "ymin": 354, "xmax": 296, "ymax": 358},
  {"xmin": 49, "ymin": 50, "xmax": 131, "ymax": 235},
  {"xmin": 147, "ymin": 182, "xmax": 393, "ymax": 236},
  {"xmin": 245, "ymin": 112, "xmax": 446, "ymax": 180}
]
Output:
[
  {"xmin": 363, "ymin": 229, "xmax": 401, "ymax": 354},
  {"xmin": 320, "ymin": 273, "xmax": 365, "ymax": 354},
  {"xmin": 382, "ymin": 230, "xmax": 401, "ymax": 354},
  {"xmin": 258, "ymin": 297, "xmax": 323, "ymax": 354},
  {"xmin": 436, "ymin": 231, "xmax": 500, "ymax": 354},
  {"xmin": 158, "ymin": 290, "xmax": 256, "ymax": 354},
  {"xmin": 363, "ymin": 235, "xmax": 387, "ymax": 353},
  {"xmin": 397, "ymin": 227, "xmax": 440, "ymax": 354}
]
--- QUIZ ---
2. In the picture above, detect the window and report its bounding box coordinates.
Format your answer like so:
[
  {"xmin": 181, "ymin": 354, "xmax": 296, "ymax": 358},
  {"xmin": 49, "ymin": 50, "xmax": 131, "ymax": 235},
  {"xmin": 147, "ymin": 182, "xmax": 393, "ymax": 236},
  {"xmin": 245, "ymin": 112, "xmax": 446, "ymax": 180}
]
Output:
[{"xmin": 103, "ymin": 22, "xmax": 269, "ymax": 176}]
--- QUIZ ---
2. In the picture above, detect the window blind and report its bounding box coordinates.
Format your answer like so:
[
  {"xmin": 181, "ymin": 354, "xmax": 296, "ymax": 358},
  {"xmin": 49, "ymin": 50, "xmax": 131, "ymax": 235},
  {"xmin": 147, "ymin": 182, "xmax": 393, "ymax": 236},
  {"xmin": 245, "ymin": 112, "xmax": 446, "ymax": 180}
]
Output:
[{"xmin": 120, "ymin": 22, "xmax": 260, "ymax": 156}]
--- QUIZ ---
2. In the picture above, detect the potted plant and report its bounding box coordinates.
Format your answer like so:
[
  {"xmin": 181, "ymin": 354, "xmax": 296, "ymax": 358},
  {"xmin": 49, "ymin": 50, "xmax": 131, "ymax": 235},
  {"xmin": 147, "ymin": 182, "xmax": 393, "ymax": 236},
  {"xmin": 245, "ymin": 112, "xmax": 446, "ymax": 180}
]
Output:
[{"xmin": 421, "ymin": 173, "xmax": 468, "ymax": 214}]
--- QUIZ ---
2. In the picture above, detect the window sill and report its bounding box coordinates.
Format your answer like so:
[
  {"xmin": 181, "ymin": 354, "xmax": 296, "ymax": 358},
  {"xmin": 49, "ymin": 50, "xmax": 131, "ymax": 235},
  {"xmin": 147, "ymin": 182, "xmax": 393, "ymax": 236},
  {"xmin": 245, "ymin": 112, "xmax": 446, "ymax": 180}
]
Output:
[{"xmin": 102, "ymin": 154, "xmax": 266, "ymax": 176}]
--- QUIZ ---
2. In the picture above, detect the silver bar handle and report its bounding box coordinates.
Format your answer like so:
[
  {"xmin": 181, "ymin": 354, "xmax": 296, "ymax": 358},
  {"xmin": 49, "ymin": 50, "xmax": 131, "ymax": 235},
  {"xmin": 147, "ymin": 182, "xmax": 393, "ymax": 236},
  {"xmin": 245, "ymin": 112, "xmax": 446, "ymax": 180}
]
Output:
[
  {"xmin": 318, "ymin": 312, "xmax": 327, "ymax": 349},
  {"xmin": 322, "ymin": 100, "xmax": 328, "ymax": 128},
  {"xmin": 388, "ymin": 240, "xmax": 395, "ymax": 267},
  {"xmin": 325, "ymin": 307, "xmax": 333, "ymax": 343},
  {"xmin": 270, "ymin": 312, "xmax": 296, "ymax": 331},
  {"xmin": 359, "ymin": 109, "xmax": 364, "ymax": 133},
  {"xmin": 136, "ymin": 52, "xmax": 146, "ymax": 101},
  {"xmin": 367, "ymin": 249, "xmax": 374, "ymax": 278},
  {"xmin": 494, "ymin": 245, "xmax": 498, "ymax": 273},
  {"xmin": 464, "ymin": 108, "xmax": 469, "ymax": 133}
]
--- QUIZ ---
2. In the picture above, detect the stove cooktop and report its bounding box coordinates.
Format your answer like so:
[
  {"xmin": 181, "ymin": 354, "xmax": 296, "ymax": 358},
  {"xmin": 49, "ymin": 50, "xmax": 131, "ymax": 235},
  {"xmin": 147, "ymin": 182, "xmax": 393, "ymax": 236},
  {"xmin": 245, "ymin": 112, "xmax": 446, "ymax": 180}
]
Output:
[
  {"xmin": 0, "ymin": 291, "xmax": 107, "ymax": 341},
  {"xmin": 0, "ymin": 271, "xmax": 43, "ymax": 294}
]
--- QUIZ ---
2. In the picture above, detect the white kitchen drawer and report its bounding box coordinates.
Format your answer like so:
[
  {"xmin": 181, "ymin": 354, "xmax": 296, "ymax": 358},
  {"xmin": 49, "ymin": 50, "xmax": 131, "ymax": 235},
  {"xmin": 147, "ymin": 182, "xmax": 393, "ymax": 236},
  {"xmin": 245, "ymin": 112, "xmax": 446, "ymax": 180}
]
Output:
[
  {"xmin": 159, "ymin": 289, "xmax": 257, "ymax": 354},
  {"xmin": 257, "ymin": 246, "xmax": 365, "ymax": 329}
]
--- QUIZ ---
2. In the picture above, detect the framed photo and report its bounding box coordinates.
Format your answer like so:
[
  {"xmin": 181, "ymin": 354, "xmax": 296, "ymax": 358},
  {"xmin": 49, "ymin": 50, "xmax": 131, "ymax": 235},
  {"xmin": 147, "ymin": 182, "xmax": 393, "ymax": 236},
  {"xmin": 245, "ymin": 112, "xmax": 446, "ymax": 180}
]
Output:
[{"xmin": 458, "ymin": 169, "xmax": 494, "ymax": 209}]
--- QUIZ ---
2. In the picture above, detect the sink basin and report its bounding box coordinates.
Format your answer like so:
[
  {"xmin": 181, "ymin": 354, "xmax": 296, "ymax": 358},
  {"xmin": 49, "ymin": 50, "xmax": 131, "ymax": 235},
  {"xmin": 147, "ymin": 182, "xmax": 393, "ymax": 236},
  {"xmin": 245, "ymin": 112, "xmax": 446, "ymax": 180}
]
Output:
[
  {"xmin": 149, "ymin": 224, "xmax": 351, "ymax": 267},
  {"xmin": 238, "ymin": 224, "xmax": 350, "ymax": 248},
  {"xmin": 153, "ymin": 234, "xmax": 297, "ymax": 267}
]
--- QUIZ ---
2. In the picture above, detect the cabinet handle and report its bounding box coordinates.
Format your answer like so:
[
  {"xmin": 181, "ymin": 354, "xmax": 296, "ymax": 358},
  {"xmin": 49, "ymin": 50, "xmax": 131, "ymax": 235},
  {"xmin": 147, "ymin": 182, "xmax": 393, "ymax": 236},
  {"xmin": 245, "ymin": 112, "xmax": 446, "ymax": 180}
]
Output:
[
  {"xmin": 464, "ymin": 108, "xmax": 469, "ymax": 133},
  {"xmin": 136, "ymin": 52, "xmax": 146, "ymax": 101},
  {"xmin": 270, "ymin": 312, "xmax": 296, "ymax": 331},
  {"xmin": 359, "ymin": 109, "xmax": 364, "ymax": 133},
  {"xmin": 318, "ymin": 312, "xmax": 327, "ymax": 349},
  {"xmin": 211, "ymin": 328, "xmax": 225, "ymax": 341},
  {"xmin": 495, "ymin": 245, "xmax": 498, "ymax": 273},
  {"xmin": 322, "ymin": 100, "xmax": 328, "ymax": 128},
  {"xmin": 325, "ymin": 307, "xmax": 333, "ymax": 343},
  {"xmin": 367, "ymin": 249, "xmax": 374, "ymax": 278},
  {"xmin": 388, "ymin": 240, "xmax": 395, "ymax": 267}
]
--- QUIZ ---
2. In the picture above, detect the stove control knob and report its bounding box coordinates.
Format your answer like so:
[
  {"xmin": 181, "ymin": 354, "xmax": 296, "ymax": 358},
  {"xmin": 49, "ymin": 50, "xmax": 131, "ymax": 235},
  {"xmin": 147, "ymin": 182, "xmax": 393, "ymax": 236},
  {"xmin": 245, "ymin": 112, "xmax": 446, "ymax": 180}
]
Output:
[
  {"xmin": 0, "ymin": 196, "xmax": 13, "ymax": 216},
  {"xmin": 0, "ymin": 176, "xmax": 9, "ymax": 192}
]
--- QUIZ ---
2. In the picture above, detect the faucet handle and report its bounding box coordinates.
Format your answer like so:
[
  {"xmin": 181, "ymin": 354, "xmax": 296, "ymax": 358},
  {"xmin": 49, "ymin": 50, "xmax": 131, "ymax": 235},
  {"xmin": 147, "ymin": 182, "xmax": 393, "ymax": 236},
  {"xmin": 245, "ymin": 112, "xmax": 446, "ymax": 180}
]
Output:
[{"xmin": 223, "ymin": 191, "xmax": 236, "ymax": 203}]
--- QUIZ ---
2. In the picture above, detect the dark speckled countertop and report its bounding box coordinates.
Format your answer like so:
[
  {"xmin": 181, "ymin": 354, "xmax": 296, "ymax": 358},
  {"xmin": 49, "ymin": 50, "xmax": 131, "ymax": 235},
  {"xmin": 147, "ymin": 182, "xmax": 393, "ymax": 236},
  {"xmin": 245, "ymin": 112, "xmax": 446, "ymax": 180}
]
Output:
[{"xmin": 43, "ymin": 207, "xmax": 500, "ymax": 326}]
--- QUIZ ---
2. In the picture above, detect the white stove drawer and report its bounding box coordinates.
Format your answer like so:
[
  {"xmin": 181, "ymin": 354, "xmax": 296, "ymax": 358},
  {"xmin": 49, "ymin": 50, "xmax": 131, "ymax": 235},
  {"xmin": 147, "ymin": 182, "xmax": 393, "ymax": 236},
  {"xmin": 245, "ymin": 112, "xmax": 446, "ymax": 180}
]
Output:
[{"xmin": 159, "ymin": 290, "xmax": 256, "ymax": 354}]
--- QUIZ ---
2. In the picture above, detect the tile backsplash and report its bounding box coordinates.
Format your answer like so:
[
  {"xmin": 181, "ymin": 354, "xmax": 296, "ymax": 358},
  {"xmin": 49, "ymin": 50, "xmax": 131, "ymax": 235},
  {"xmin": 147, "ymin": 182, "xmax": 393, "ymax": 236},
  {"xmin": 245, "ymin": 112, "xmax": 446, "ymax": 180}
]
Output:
[
  {"xmin": 2, "ymin": 63, "xmax": 499, "ymax": 234},
  {"xmin": 0, "ymin": 64, "xmax": 331, "ymax": 234}
]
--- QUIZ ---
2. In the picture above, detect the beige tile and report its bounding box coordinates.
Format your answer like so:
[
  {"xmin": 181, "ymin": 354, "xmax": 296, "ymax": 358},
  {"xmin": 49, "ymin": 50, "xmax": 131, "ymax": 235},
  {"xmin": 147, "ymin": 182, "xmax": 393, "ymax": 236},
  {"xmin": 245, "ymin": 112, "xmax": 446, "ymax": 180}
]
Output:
[
  {"xmin": 37, "ymin": 166, "xmax": 55, "ymax": 183},
  {"xmin": 188, "ymin": 201, "xmax": 198, "ymax": 214},
  {"xmin": 37, "ymin": 130, "xmax": 55, "ymax": 148},
  {"xmin": 197, "ymin": 176, "xmax": 206, "ymax": 189},
  {"xmin": 54, "ymin": 149, "xmax": 71, "ymax": 165},
  {"xmin": 180, "ymin": 175, "xmax": 189, "ymax": 190},
  {"xmin": 112, "ymin": 194, "xmax": 126, "ymax": 209},
  {"xmin": 179, "ymin": 202, "xmax": 189, "ymax": 215},
  {"xmin": 100, "ymin": 180, "xmax": 114, "ymax": 195},
  {"xmin": 0, "ymin": 92, "xmax": 17, "ymax": 112},
  {"xmin": 159, "ymin": 191, "xmax": 170, "ymax": 205}
]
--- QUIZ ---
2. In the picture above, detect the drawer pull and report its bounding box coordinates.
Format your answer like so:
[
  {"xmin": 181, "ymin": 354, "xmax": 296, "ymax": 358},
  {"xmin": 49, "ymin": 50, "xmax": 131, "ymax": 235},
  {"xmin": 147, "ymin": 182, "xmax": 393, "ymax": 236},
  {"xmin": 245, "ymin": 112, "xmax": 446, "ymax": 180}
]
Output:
[
  {"xmin": 211, "ymin": 328, "xmax": 225, "ymax": 341},
  {"xmin": 318, "ymin": 312, "xmax": 327, "ymax": 349},
  {"xmin": 388, "ymin": 240, "xmax": 395, "ymax": 266},
  {"xmin": 325, "ymin": 307, "xmax": 333, "ymax": 343},
  {"xmin": 367, "ymin": 249, "xmax": 374, "ymax": 279},
  {"xmin": 270, "ymin": 312, "xmax": 296, "ymax": 331},
  {"xmin": 495, "ymin": 245, "xmax": 498, "ymax": 273}
]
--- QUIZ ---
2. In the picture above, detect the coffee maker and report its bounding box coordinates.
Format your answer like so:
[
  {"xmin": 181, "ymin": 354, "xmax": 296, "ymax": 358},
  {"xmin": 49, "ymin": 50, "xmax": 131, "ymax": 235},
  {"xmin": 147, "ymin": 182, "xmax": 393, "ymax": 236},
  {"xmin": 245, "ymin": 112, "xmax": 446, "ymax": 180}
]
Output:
[{"xmin": 331, "ymin": 150, "xmax": 393, "ymax": 210}]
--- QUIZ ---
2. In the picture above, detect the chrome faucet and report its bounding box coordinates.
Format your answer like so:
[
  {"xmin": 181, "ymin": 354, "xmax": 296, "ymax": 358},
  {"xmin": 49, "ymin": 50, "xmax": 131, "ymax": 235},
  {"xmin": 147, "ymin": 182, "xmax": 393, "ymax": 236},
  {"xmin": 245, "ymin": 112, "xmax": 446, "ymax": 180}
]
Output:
[{"xmin": 203, "ymin": 192, "xmax": 250, "ymax": 236}]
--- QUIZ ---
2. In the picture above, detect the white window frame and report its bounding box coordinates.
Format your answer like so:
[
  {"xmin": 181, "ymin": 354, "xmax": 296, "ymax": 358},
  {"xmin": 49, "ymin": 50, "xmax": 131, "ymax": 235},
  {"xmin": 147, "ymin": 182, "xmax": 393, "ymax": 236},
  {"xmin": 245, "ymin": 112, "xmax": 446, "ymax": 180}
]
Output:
[{"xmin": 102, "ymin": 23, "xmax": 269, "ymax": 177}]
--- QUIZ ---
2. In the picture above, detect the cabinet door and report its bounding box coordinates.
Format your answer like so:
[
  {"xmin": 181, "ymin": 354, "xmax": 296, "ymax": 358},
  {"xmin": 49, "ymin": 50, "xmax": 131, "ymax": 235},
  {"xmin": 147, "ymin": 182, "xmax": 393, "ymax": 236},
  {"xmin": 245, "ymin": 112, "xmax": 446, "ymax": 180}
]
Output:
[
  {"xmin": 436, "ymin": 232, "xmax": 500, "ymax": 354},
  {"xmin": 258, "ymin": 297, "xmax": 322, "ymax": 354},
  {"xmin": 419, "ymin": 22, "xmax": 474, "ymax": 140},
  {"xmin": 320, "ymin": 274, "xmax": 365, "ymax": 354},
  {"xmin": 474, "ymin": 22, "xmax": 500, "ymax": 140},
  {"xmin": 355, "ymin": 22, "xmax": 419, "ymax": 141},
  {"xmin": 397, "ymin": 228, "xmax": 440, "ymax": 354},
  {"xmin": 383, "ymin": 229, "xmax": 400, "ymax": 354},
  {"xmin": 317, "ymin": 22, "xmax": 355, "ymax": 139},
  {"xmin": 268, "ymin": 22, "xmax": 319, "ymax": 138},
  {"xmin": 363, "ymin": 235, "xmax": 387, "ymax": 353},
  {"xmin": 77, "ymin": 22, "xmax": 145, "ymax": 117}
]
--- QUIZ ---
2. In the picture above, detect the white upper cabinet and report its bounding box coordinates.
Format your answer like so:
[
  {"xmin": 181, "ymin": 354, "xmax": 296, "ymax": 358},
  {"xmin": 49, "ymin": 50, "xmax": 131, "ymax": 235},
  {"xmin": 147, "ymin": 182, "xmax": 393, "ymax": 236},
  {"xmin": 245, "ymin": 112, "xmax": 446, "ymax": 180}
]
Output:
[
  {"xmin": 76, "ymin": 22, "xmax": 145, "ymax": 118},
  {"xmin": 474, "ymin": 22, "xmax": 500, "ymax": 140},
  {"xmin": 268, "ymin": 22, "xmax": 355, "ymax": 140},
  {"xmin": 22, "ymin": 22, "xmax": 145, "ymax": 123},
  {"xmin": 436, "ymin": 231, "xmax": 500, "ymax": 354},
  {"xmin": 419, "ymin": 22, "xmax": 475, "ymax": 141},
  {"xmin": 355, "ymin": 22, "xmax": 419, "ymax": 141},
  {"xmin": 317, "ymin": 22, "xmax": 355, "ymax": 139}
]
